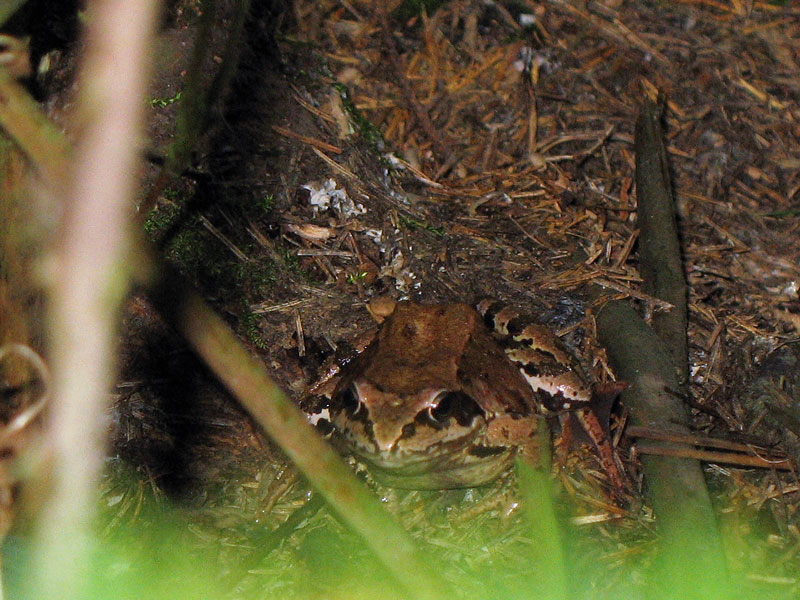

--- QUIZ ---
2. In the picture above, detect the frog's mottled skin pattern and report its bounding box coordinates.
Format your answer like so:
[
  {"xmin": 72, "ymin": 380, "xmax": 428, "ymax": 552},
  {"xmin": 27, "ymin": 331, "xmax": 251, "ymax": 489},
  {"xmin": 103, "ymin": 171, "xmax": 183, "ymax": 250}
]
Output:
[{"xmin": 314, "ymin": 301, "xmax": 626, "ymax": 495}]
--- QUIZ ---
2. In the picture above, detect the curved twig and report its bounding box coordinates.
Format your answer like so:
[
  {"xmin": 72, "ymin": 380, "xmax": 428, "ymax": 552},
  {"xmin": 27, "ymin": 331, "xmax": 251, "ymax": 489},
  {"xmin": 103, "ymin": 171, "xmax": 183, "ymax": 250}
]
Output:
[{"xmin": 0, "ymin": 343, "xmax": 50, "ymax": 446}]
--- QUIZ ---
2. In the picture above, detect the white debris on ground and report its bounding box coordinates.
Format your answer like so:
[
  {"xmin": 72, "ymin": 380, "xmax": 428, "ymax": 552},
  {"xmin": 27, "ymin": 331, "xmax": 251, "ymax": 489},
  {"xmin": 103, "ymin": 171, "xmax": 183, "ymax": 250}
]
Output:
[{"xmin": 303, "ymin": 178, "xmax": 366, "ymax": 217}]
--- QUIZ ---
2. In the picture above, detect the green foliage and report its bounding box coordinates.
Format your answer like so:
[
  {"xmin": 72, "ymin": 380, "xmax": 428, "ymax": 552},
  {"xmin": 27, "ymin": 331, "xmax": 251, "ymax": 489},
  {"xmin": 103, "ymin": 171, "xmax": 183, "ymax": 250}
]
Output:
[
  {"xmin": 7, "ymin": 506, "xmax": 226, "ymax": 600},
  {"xmin": 346, "ymin": 270, "xmax": 368, "ymax": 285},
  {"xmin": 516, "ymin": 459, "xmax": 568, "ymax": 599},
  {"xmin": 398, "ymin": 214, "xmax": 445, "ymax": 236},
  {"xmin": 150, "ymin": 90, "xmax": 183, "ymax": 108},
  {"xmin": 260, "ymin": 193, "xmax": 276, "ymax": 214},
  {"xmin": 4, "ymin": 459, "xmax": 759, "ymax": 600}
]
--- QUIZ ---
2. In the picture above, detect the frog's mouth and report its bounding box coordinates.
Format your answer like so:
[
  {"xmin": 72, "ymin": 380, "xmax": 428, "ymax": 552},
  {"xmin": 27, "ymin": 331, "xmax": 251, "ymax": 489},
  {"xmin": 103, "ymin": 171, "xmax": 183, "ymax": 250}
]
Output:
[
  {"xmin": 361, "ymin": 440, "xmax": 515, "ymax": 490},
  {"xmin": 329, "ymin": 386, "xmax": 515, "ymax": 489}
]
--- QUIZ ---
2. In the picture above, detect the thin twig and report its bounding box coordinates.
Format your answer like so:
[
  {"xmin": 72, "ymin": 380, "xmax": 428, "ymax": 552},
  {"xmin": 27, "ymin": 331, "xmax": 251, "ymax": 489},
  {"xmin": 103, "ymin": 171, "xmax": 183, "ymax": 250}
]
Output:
[
  {"xmin": 377, "ymin": 8, "xmax": 451, "ymax": 160},
  {"xmin": 636, "ymin": 442, "xmax": 792, "ymax": 470},
  {"xmin": 272, "ymin": 125, "xmax": 343, "ymax": 154}
]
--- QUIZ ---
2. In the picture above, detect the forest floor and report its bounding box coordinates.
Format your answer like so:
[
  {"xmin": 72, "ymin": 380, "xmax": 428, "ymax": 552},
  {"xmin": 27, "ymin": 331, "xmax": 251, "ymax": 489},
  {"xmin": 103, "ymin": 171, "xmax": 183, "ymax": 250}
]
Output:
[{"xmin": 20, "ymin": 1, "xmax": 800, "ymax": 598}]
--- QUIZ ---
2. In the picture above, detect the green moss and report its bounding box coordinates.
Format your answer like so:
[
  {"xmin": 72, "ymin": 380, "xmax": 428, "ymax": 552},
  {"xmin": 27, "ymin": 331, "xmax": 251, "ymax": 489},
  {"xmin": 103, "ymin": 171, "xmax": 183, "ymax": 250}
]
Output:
[
  {"xmin": 234, "ymin": 258, "xmax": 275, "ymax": 298},
  {"xmin": 240, "ymin": 305, "xmax": 269, "ymax": 349},
  {"xmin": 164, "ymin": 224, "xmax": 217, "ymax": 278},
  {"xmin": 276, "ymin": 246, "xmax": 300, "ymax": 272},
  {"xmin": 332, "ymin": 82, "xmax": 387, "ymax": 154},
  {"xmin": 143, "ymin": 198, "xmax": 183, "ymax": 238}
]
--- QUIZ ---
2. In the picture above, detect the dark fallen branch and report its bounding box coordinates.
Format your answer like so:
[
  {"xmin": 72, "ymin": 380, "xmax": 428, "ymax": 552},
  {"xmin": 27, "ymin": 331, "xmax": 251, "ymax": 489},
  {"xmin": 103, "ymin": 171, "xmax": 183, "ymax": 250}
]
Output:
[
  {"xmin": 597, "ymin": 301, "xmax": 732, "ymax": 599},
  {"xmin": 634, "ymin": 98, "xmax": 689, "ymax": 385},
  {"xmin": 595, "ymin": 99, "xmax": 732, "ymax": 599}
]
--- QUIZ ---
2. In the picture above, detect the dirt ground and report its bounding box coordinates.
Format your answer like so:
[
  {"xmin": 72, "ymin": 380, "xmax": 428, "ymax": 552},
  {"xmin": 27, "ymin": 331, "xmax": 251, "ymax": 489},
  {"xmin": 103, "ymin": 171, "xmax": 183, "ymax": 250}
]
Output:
[{"xmin": 11, "ymin": 0, "xmax": 800, "ymax": 598}]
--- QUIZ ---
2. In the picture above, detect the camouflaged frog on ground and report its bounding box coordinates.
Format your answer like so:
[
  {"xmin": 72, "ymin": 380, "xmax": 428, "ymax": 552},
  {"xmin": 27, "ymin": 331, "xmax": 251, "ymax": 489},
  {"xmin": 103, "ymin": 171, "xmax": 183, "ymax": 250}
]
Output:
[{"xmin": 307, "ymin": 299, "xmax": 629, "ymax": 500}]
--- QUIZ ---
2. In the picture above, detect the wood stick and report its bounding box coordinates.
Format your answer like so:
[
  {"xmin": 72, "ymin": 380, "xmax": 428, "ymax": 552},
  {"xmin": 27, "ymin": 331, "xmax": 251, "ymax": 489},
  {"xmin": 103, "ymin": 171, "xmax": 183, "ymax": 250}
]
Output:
[
  {"xmin": 626, "ymin": 425, "xmax": 785, "ymax": 456},
  {"xmin": 30, "ymin": 2, "xmax": 160, "ymax": 598},
  {"xmin": 636, "ymin": 442, "xmax": 792, "ymax": 471},
  {"xmin": 595, "ymin": 99, "xmax": 732, "ymax": 600},
  {"xmin": 634, "ymin": 98, "xmax": 689, "ymax": 385}
]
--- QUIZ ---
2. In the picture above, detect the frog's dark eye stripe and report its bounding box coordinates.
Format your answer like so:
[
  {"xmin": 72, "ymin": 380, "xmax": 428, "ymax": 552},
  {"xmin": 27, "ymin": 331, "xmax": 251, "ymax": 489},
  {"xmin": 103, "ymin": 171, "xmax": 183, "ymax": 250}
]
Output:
[
  {"xmin": 437, "ymin": 391, "xmax": 484, "ymax": 427},
  {"xmin": 477, "ymin": 299, "xmax": 503, "ymax": 330},
  {"xmin": 339, "ymin": 386, "xmax": 360, "ymax": 414},
  {"xmin": 333, "ymin": 386, "xmax": 372, "ymax": 425}
]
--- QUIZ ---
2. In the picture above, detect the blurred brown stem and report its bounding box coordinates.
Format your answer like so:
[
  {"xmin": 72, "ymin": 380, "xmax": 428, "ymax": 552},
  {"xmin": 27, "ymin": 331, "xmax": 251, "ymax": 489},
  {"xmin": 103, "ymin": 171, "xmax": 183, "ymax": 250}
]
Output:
[
  {"xmin": 30, "ymin": 1, "xmax": 160, "ymax": 598},
  {"xmin": 0, "ymin": 70, "xmax": 71, "ymax": 183}
]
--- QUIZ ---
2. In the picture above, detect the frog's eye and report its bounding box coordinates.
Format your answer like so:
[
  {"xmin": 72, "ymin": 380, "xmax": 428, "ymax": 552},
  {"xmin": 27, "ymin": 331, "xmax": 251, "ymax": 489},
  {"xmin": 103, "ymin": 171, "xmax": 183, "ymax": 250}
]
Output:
[
  {"xmin": 338, "ymin": 385, "xmax": 362, "ymax": 416},
  {"xmin": 424, "ymin": 392, "xmax": 483, "ymax": 428}
]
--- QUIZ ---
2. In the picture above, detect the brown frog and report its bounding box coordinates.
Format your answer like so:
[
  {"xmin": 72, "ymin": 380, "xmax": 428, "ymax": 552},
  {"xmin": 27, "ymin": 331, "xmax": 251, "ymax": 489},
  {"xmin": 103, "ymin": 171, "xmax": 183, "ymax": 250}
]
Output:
[{"xmin": 310, "ymin": 300, "xmax": 627, "ymax": 496}]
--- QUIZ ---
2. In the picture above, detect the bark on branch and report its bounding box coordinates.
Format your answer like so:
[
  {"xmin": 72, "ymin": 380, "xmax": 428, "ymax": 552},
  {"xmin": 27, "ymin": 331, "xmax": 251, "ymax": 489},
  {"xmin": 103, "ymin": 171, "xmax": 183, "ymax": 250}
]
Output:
[{"xmin": 595, "ymin": 99, "xmax": 731, "ymax": 600}]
